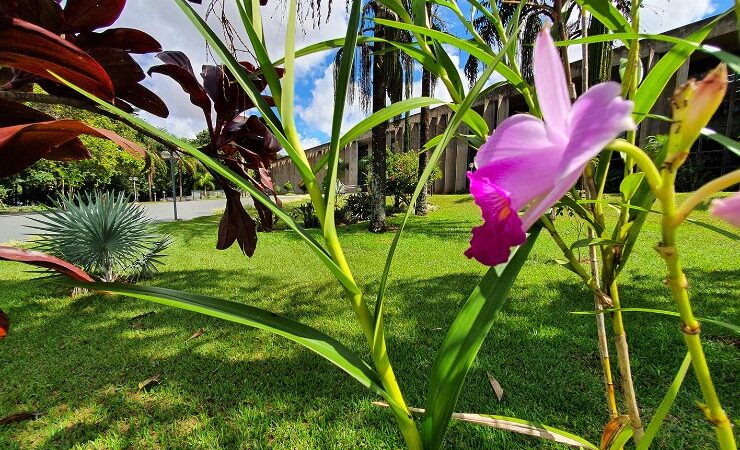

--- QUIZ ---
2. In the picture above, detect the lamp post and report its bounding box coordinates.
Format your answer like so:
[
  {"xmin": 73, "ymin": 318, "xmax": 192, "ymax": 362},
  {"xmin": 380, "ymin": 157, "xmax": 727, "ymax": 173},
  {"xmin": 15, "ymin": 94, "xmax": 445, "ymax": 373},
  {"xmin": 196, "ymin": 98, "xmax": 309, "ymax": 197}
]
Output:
[
  {"xmin": 160, "ymin": 150, "xmax": 180, "ymax": 220},
  {"xmin": 128, "ymin": 176, "xmax": 139, "ymax": 202}
]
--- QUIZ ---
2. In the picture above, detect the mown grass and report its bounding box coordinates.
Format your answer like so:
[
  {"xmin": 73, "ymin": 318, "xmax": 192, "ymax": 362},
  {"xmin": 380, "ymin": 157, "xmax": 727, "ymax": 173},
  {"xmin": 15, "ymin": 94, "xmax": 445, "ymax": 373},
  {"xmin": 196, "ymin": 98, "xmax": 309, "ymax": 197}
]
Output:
[{"xmin": 0, "ymin": 194, "xmax": 737, "ymax": 449}]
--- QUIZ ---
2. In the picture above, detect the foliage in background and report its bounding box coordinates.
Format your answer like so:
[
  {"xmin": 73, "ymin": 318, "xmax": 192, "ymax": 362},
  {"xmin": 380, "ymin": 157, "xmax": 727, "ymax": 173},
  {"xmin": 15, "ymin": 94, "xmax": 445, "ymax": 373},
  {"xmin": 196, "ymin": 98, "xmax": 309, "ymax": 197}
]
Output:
[
  {"xmin": 30, "ymin": 191, "xmax": 171, "ymax": 282},
  {"xmin": 385, "ymin": 149, "xmax": 441, "ymax": 209}
]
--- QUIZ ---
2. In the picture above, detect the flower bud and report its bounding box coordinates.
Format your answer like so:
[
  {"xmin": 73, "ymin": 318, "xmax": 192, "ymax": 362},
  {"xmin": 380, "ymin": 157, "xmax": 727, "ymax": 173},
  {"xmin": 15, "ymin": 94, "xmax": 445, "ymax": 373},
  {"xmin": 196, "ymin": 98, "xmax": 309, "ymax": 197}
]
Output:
[{"xmin": 665, "ymin": 63, "xmax": 727, "ymax": 169}]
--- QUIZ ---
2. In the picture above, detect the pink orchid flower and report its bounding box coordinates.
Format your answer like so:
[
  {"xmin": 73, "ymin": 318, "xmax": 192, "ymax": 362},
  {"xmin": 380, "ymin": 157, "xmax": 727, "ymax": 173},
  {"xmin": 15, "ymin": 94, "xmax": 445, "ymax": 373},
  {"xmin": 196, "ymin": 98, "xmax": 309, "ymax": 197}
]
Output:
[
  {"xmin": 465, "ymin": 29, "xmax": 635, "ymax": 266},
  {"xmin": 710, "ymin": 193, "xmax": 740, "ymax": 227}
]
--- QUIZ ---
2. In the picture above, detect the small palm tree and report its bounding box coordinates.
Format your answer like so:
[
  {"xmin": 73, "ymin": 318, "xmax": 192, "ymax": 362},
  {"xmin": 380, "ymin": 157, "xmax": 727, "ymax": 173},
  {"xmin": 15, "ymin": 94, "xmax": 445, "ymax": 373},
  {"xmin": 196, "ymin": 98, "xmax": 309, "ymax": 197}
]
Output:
[{"xmin": 31, "ymin": 192, "xmax": 172, "ymax": 282}]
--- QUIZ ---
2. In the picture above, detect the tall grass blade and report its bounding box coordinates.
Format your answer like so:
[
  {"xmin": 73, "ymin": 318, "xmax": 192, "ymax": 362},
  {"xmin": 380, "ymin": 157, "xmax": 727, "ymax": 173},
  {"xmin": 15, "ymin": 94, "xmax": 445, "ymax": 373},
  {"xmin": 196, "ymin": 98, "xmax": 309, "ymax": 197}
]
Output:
[{"xmin": 636, "ymin": 353, "xmax": 693, "ymax": 450}]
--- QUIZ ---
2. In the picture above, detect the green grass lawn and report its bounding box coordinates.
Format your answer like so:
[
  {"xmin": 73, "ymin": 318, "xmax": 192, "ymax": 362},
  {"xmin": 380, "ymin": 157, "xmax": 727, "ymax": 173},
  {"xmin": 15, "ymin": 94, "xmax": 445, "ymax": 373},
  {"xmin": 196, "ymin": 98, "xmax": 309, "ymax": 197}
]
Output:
[{"xmin": 0, "ymin": 194, "xmax": 737, "ymax": 449}]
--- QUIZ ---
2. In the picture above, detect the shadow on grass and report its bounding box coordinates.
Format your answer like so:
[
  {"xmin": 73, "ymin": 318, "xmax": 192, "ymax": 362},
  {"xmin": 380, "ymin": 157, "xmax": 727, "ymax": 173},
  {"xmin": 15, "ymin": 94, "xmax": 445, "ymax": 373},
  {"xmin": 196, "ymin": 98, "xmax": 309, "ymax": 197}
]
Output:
[{"xmin": 1, "ymin": 262, "xmax": 736, "ymax": 448}]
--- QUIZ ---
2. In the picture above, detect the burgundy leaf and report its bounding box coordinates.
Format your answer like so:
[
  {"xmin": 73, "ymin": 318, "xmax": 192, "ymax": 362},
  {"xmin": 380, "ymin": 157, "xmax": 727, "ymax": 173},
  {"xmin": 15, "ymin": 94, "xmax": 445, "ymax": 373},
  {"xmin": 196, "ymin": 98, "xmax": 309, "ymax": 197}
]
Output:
[
  {"xmin": 88, "ymin": 47, "xmax": 145, "ymax": 88},
  {"xmin": 75, "ymin": 28, "xmax": 162, "ymax": 54},
  {"xmin": 116, "ymin": 83, "xmax": 169, "ymax": 118},
  {"xmin": 0, "ymin": 99, "xmax": 54, "ymax": 126},
  {"xmin": 0, "ymin": 309, "xmax": 8, "ymax": 338},
  {"xmin": 63, "ymin": 0, "xmax": 126, "ymax": 33},
  {"xmin": 0, "ymin": 119, "xmax": 144, "ymax": 177},
  {"xmin": 0, "ymin": 16, "xmax": 114, "ymax": 100},
  {"xmin": 0, "ymin": 246, "xmax": 94, "ymax": 282},
  {"xmin": 216, "ymin": 189, "xmax": 257, "ymax": 256},
  {"xmin": 148, "ymin": 56, "xmax": 211, "ymax": 120},
  {"xmin": 0, "ymin": 0, "xmax": 64, "ymax": 33}
]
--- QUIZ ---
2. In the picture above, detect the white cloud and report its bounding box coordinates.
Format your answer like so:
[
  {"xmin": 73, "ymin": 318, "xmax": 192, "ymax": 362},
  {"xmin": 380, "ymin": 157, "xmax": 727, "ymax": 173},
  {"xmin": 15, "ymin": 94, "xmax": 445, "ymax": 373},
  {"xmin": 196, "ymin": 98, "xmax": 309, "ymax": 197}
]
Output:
[
  {"xmin": 639, "ymin": 0, "xmax": 718, "ymax": 34},
  {"xmin": 298, "ymin": 133, "xmax": 322, "ymax": 149},
  {"xmin": 297, "ymin": 63, "xmax": 368, "ymax": 136}
]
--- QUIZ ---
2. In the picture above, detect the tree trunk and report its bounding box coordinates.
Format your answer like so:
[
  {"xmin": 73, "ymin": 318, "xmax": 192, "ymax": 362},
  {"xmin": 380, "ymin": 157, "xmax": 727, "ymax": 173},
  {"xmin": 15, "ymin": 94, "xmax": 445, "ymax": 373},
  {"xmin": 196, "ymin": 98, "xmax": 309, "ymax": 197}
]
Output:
[
  {"xmin": 369, "ymin": 4, "xmax": 387, "ymax": 232},
  {"xmin": 178, "ymin": 161, "xmax": 184, "ymax": 201},
  {"xmin": 415, "ymin": 64, "xmax": 431, "ymax": 216}
]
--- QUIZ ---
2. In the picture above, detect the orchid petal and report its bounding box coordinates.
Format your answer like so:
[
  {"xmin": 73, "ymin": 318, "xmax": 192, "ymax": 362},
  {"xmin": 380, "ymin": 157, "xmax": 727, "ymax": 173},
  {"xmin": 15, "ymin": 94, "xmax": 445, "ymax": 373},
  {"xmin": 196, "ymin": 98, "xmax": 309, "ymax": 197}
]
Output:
[
  {"xmin": 560, "ymin": 82, "xmax": 635, "ymax": 177},
  {"xmin": 473, "ymin": 149, "xmax": 561, "ymax": 211},
  {"xmin": 520, "ymin": 167, "xmax": 581, "ymax": 230},
  {"xmin": 475, "ymin": 114, "xmax": 565, "ymax": 169},
  {"xmin": 710, "ymin": 193, "xmax": 740, "ymax": 227},
  {"xmin": 534, "ymin": 28, "xmax": 571, "ymax": 135},
  {"xmin": 465, "ymin": 171, "xmax": 526, "ymax": 266}
]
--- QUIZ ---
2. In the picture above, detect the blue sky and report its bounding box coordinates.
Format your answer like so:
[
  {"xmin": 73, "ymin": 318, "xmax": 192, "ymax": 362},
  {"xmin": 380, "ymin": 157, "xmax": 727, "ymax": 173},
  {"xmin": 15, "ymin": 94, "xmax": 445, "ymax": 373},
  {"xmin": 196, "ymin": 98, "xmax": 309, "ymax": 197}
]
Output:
[{"xmin": 117, "ymin": 0, "xmax": 734, "ymax": 147}]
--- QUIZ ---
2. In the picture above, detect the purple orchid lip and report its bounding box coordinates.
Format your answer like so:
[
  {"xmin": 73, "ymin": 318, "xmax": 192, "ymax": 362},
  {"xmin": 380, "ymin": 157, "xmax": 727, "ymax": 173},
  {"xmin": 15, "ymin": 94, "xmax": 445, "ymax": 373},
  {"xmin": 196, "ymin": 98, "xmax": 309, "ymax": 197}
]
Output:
[{"xmin": 466, "ymin": 28, "xmax": 634, "ymax": 266}]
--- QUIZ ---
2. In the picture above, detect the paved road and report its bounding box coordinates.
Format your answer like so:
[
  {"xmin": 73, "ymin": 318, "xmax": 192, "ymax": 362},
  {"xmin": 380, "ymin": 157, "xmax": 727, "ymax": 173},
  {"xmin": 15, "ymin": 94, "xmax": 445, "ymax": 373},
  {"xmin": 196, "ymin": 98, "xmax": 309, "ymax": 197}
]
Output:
[{"xmin": 0, "ymin": 196, "xmax": 306, "ymax": 244}]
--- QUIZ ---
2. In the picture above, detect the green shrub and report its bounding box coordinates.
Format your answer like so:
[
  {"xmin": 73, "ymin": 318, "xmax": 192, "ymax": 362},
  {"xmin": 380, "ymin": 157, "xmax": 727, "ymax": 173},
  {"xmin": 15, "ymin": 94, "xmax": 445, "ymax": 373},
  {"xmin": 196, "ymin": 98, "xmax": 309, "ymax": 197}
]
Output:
[
  {"xmin": 339, "ymin": 192, "xmax": 372, "ymax": 224},
  {"xmin": 380, "ymin": 149, "xmax": 441, "ymax": 209},
  {"xmin": 283, "ymin": 181, "xmax": 293, "ymax": 194},
  {"xmin": 292, "ymin": 202, "xmax": 320, "ymax": 228},
  {"xmin": 31, "ymin": 192, "xmax": 172, "ymax": 282}
]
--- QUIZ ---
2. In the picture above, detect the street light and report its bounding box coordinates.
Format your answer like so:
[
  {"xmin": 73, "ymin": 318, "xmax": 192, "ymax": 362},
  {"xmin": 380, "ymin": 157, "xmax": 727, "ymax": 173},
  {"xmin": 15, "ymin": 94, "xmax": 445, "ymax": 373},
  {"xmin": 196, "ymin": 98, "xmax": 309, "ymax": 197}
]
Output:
[
  {"xmin": 160, "ymin": 150, "xmax": 180, "ymax": 220},
  {"xmin": 128, "ymin": 176, "xmax": 139, "ymax": 202}
]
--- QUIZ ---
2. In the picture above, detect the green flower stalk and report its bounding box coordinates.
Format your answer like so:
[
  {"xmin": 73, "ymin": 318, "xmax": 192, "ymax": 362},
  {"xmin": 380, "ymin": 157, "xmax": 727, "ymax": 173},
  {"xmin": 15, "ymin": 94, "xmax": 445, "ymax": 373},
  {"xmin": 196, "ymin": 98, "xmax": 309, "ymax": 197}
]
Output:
[{"xmin": 617, "ymin": 64, "xmax": 735, "ymax": 450}]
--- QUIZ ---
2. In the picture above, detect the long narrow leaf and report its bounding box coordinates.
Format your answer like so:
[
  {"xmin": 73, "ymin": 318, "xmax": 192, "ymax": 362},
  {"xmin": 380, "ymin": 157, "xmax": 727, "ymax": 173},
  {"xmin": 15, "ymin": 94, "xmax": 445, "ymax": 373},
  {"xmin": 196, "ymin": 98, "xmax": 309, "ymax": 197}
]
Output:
[
  {"xmin": 172, "ymin": 0, "xmax": 313, "ymax": 182},
  {"xmin": 372, "ymin": 26, "xmax": 520, "ymax": 355},
  {"xmin": 636, "ymin": 353, "xmax": 692, "ymax": 450},
  {"xmin": 53, "ymin": 73, "xmax": 360, "ymax": 296},
  {"xmin": 571, "ymin": 308, "xmax": 739, "ymax": 334},
  {"xmin": 325, "ymin": 0, "xmax": 361, "ymax": 222},
  {"xmin": 573, "ymin": 0, "xmax": 632, "ymax": 37},
  {"xmin": 421, "ymin": 228, "xmax": 541, "ymax": 448},
  {"xmin": 557, "ymin": 33, "xmax": 740, "ymax": 74},
  {"xmin": 235, "ymin": 0, "xmax": 282, "ymax": 107},
  {"xmin": 633, "ymin": 11, "xmax": 728, "ymax": 124},
  {"xmin": 69, "ymin": 281, "xmax": 397, "ymax": 405},
  {"xmin": 373, "ymin": 401, "xmax": 598, "ymax": 449},
  {"xmin": 373, "ymin": 18, "xmax": 527, "ymax": 91}
]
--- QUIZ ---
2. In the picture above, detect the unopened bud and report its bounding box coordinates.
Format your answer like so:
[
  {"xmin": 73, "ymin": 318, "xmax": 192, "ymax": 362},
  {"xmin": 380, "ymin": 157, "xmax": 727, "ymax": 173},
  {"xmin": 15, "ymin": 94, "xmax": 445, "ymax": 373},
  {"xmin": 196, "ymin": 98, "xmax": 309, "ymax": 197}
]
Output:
[{"xmin": 665, "ymin": 63, "xmax": 727, "ymax": 169}]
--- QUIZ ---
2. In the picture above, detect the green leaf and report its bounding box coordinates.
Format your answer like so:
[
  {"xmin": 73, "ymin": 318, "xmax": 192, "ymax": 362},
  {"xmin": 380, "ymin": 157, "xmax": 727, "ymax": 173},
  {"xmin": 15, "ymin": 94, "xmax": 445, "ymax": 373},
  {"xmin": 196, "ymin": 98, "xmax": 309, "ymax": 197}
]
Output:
[
  {"xmin": 570, "ymin": 237, "xmax": 621, "ymax": 249},
  {"xmin": 339, "ymin": 98, "xmax": 456, "ymax": 149},
  {"xmin": 273, "ymin": 36, "xmax": 377, "ymax": 66},
  {"xmin": 373, "ymin": 18, "xmax": 527, "ymax": 91},
  {"xmin": 52, "ymin": 73, "xmax": 361, "ymax": 297},
  {"xmin": 701, "ymin": 128, "xmax": 740, "ymax": 157},
  {"xmin": 636, "ymin": 353, "xmax": 692, "ymax": 450},
  {"xmin": 433, "ymin": 40, "xmax": 465, "ymax": 99},
  {"xmin": 70, "ymin": 281, "xmax": 395, "ymax": 404},
  {"xmin": 619, "ymin": 173, "xmax": 644, "ymax": 201},
  {"xmin": 571, "ymin": 308, "xmax": 740, "ymax": 334},
  {"xmin": 421, "ymin": 228, "xmax": 541, "ymax": 449},
  {"xmin": 371, "ymin": 23, "xmax": 521, "ymax": 366},
  {"xmin": 235, "ymin": 0, "xmax": 282, "ymax": 107},
  {"xmin": 324, "ymin": 0, "xmax": 362, "ymax": 222},
  {"xmin": 685, "ymin": 217, "xmax": 740, "ymax": 241},
  {"xmin": 280, "ymin": 0, "xmax": 300, "ymax": 151},
  {"xmin": 633, "ymin": 11, "xmax": 729, "ymax": 124},
  {"xmin": 573, "ymin": 0, "xmax": 632, "ymax": 37},
  {"xmin": 558, "ymin": 32, "xmax": 740, "ymax": 74}
]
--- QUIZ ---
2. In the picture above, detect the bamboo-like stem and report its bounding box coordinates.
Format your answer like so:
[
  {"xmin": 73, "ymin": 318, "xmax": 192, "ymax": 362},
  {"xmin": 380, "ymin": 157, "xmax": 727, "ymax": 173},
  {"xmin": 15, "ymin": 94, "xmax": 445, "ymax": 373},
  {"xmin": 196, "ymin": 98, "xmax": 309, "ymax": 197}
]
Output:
[
  {"xmin": 580, "ymin": 13, "xmax": 619, "ymax": 420},
  {"xmin": 656, "ymin": 171, "xmax": 736, "ymax": 450},
  {"xmin": 609, "ymin": 280, "xmax": 644, "ymax": 442},
  {"xmin": 673, "ymin": 169, "xmax": 740, "ymax": 226},
  {"xmin": 583, "ymin": 167, "xmax": 620, "ymax": 419}
]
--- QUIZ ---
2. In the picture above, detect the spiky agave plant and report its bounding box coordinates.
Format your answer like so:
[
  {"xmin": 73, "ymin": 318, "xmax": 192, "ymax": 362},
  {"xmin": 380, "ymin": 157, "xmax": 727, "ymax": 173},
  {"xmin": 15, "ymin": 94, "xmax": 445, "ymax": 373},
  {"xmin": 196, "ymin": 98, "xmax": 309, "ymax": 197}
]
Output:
[{"xmin": 30, "ymin": 191, "xmax": 172, "ymax": 282}]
